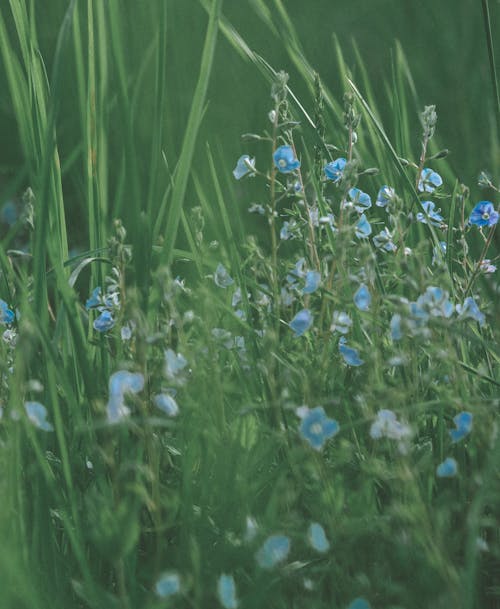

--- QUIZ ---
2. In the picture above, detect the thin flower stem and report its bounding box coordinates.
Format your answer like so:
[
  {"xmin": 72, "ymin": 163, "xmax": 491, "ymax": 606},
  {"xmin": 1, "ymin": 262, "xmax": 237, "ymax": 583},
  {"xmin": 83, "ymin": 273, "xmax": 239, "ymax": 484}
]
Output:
[{"xmin": 464, "ymin": 223, "xmax": 497, "ymax": 296}]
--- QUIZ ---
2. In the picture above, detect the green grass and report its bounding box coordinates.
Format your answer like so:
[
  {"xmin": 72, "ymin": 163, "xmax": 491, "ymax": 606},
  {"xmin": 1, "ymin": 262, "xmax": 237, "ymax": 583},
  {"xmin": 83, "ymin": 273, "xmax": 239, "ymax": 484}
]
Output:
[{"xmin": 0, "ymin": 2, "xmax": 499, "ymax": 609}]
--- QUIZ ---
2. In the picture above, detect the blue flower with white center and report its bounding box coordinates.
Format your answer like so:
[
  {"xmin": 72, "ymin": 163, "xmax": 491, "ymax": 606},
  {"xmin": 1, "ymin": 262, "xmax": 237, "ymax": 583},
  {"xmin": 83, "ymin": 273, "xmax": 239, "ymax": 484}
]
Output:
[
  {"xmin": 233, "ymin": 154, "xmax": 256, "ymax": 180},
  {"xmin": 354, "ymin": 284, "xmax": 371, "ymax": 311},
  {"xmin": 255, "ymin": 535, "xmax": 290, "ymax": 569},
  {"xmin": 155, "ymin": 572, "xmax": 181, "ymax": 597},
  {"xmin": 355, "ymin": 214, "xmax": 372, "ymax": 238},
  {"xmin": 154, "ymin": 393, "xmax": 179, "ymax": 417},
  {"xmin": 0, "ymin": 300, "xmax": 15, "ymax": 324},
  {"xmin": 85, "ymin": 286, "xmax": 102, "ymax": 310},
  {"xmin": 376, "ymin": 185, "xmax": 395, "ymax": 207},
  {"xmin": 339, "ymin": 337, "xmax": 364, "ymax": 366},
  {"xmin": 273, "ymin": 145, "xmax": 300, "ymax": 173},
  {"xmin": 290, "ymin": 309, "xmax": 313, "ymax": 337},
  {"xmin": 418, "ymin": 168, "xmax": 443, "ymax": 193},
  {"xmin": 25, "ymin": 402, "xmax": 53, "ymax": 432},
  {"xmin": 107, "ymin": 370, "xmax": 145, "ymax": 423},
  {"xmin": 300, "ymin": 406, "xmax": 339, "ymax": 450},
  {"xmin": 449, "ymin": 411, "xmax": 473, "ymax": 442},
  {"xmin": 416, "ymin": 201, "xmax": 444, "ymax": 226},
  {"xmin": 347, "ymin": 188, "xmax": 372, "ymax": 213},
  {"xmin": 324, "ymin": 158, "xmax": 346, "ymax": 182},
  {"xmin": 456, "ymin": 297, "xmax": 485, "ymax": 326},
  {"xmin": 308, "ymin": 522, "xmax": 330, "ymax": 553},
  {"xmin": 373, "ymin": 227, "xmax": 397, "ymax": 252},
  {"xmin": 303, "ymin": 271, "xmax": 321, "ymax": 294},
  {"xmin": 417, "ymin": 286, "xmax": 454, "ymax": 318},
  {"xmin": 469, "ymin": 201, "xmax": 499, "ymax": 227},
  {"xmin": 436, "ymin": 457, "xmax": 458, "ymax": 478},
  {"xmin": 347, "ymin": 598, "xmax": 371, "ymax": 609},
  {"xmin": 217, "ymin": 574, "xmax": 238, "ymax": 609},
  {"xmin": 93, "ymin": 310, "xmax": 115, "ymax": 332},
  {"xmin": 331, "ymin": 310, "xmax": 352, "ymax": 334},
  {"xmin": 165, "ymin": 349, "xmax": 188, "ymax": 379},
  {"xmin": 214, "ymin": 263, "xmax": 234, "ymax": 288}
]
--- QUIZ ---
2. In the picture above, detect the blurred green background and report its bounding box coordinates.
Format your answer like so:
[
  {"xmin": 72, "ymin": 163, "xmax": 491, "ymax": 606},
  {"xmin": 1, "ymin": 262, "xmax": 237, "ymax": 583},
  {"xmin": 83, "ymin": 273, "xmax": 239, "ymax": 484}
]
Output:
[{"xmin": 0, "ymin": 0, "xmax": 499, "ymax": 240}]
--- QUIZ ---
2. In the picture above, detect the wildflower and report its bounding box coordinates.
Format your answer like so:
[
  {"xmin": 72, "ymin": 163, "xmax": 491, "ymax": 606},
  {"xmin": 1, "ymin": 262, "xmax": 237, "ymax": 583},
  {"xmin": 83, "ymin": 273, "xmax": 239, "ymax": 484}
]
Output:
[
  {"xmin": 347, "ymin": 599, "xmax": 371, "ymax": 609},
  {"xmin": 287, "ymin": 258, "xmax": 306, "ymax": 283},
  {"xmin": 85, "ymin": 286, "xmax": 102, "ymax": 309},
  {"xmin": 417, "ymin": 286, "xmax": 454, "ymax": 318},
  {"xmin": 355, "ymin": 214, "xmax": 372, "ymax": 238},
  {"xmin": 121, "ymin": 322, "xmax": 134, "ymax": 341},
  {"xmin": 273, "ymin": 145, "xmax": 300, "ymax": 173},
  {"xmin": 0, "ymin": 300, "xmax": 15, "ymax": 324},
  {"xmin": 280, "ymin": 220, "xmax": 297, "ymax": 240},
  {"xmin": 233, "ymin": 155, "xmax": 256, "ymax": 180},
  {"xmin": 25, "ymin": 402, "xmax": 53, "ymax": 432},
  {"xmin": 330, "ymin": 311, "xmax": 352, "ymax": 334},
  {"xmin": 449, "ymin": 411, "xmax": 472, "ymax": 442},
  {"xmin": 154, "ymin": 393, "xmax": 179, "ymax": 417},
  {"xmin": 107, "ymin": 370, "xmax": 145, "ymax": 423},
  {"xmin": 303, "ymin": 271, "xmax": 321, "ymax": 294},
  {"xmin": 214, "ymin": 263, "xmax": 234, "ymax": 288},
  {"xmin": 416, "ymin": 201, "xmax": 444, "ymax": 226},
  {"xmin": 300, "ymin": 406, "xmax": 339, "ymax": 450},
  {"xmin": 418, "ymin": 168, "xmax": 443, "ymax": 193},
  {"xmin": 290, "ymin": 309, "xmax": 313, "ymax": 337},
  {"xmin": 373, "ymin": 227, "xmax": 397, "ymax": 252},
  {"xmin": 354, "ymin": 284, "xmax": 371, "ymax": 311},
  {"xmin": 255, "ymin": 535, "xmax": 290, "ymax": 569},
  {"xmin": 93, "ymin": 310, "xmax": 115, "ymax": 332},
  {"xmin": 432, "ymin": 241, "xmax": 447, "ymax": 265},
  {"xmin": 324, "ymin": 158, "xmax": 346, "ymax": 182},
  {"xmin": 390, "ymin": 314, "xmax": 403, "ymax": 340},
  {"xmin": 217, "ymin": 574, "xmax": 238, "ymax": 609},
  {"xmin": 436, "ymin": 457, "xmax": 458, "ymax": 478},
  {"xmin": 480, "ymin": 259, "xmax": 496, "ymax": 273},
  {"xmin": 456, "ymin": 297, "xmax": 485, "ymax": 326},
  {"xmin": 165, "ymin": 349, "xmax": 188, "ymax": 379},
  {"xmin": 469, "ymin": 201, "xmax": 499, "ymax": 227},
  {"xmin": 155, "ymin": 572, "xmax": 181, "ymax": 597},
  {"xmin": 308, "ymin": 523, "xmax": 330, "ymax": 553},
  {"xmin": 347, "ymin": 188, "xmax": 372, "ymax": 213},
  {"xmin": 339, "ymin": 337, "xmax": 364, "ymax": 366},
  {"xmin": 376, "ymin": 185, "xmax": 395, "ymax": 207}
]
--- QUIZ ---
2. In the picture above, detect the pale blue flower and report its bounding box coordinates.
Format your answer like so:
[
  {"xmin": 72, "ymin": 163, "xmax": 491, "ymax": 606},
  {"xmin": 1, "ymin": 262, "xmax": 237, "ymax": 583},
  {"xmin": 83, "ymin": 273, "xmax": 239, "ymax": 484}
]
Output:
[
  {"xmin": 347, "ymin": 598, "xmax": 371, "ymax": 609},
  {"xmin": 355, "ymin": 214, "xmax": 372, "ymax": 238},
  {"xmin": 331, "ymin": 311, "xmax": 352, "ymax": 334},
  {"xmin": 417, "ymin": 286, "xmax": 454, "ymax": 318},
  {"xmin": 376, "ymin": 185, "xmax": 395, "ymax": 207},
  {"xmin": 354, "ymin": 284, "xmax": 371, "ymax": 311},
  {"xmin": 217, "ymin": 574, "xmax": 238, "ymax": 609},
  {"xmin": 85, "ymin": 286, "xmax": 102, "ymax": 310},
  {"xmin": 373, "ymin": 227, "xmax": 397, "ymax": 252},
  {"xmin": 303, "ymin": 271, "xmax": 321, "ymax": 294},
  {"xmin": 416, "ymin": 201, "xmax": 444, "ymax": 226},
  {"xmin": 456, "ymin": 297, "xmax": 485, "ymax": 326},
  {"xmin": 214, "ymin": 263, "xmax": 234, "ymax": 288},
  {"xmin": 390, "ymin": 314, "xmax": 403, "ymax": 340},
  {"xmin": 370, "ymin": 410, "xmax": 411, "ymax": 447},
  {"xmin": 0, "ymin": 300, "xmax": 15, "ymax": 324},
  {"xmin": 469, "ymin": 201, "xmax": 499, "ymax": 227},
  {"xmin": 165, "ymin": 349, "xmax": 188, "ymax": 379},
  {"xmin": 93, "ymin": 310, "xmax": 115, "ymax": 332},
  {"xmin": 290, "ymin": 309, "xmax": 313, "ymax": 337},
  {"xmin": 324, "ymin": 158, "xmax": 346, "ymax": 182},
  {"xmin": 432, "ymin": 241, "xmax": 447, "ymax": 265},
  {"xmin": 339, "ymin": 338, "xmax": 364, "ymax": 366},
  {"xmin": 233, "ymin": 155, "xmax": 256, "ymax": 180},
  {"xmin": 280, "ymin": 220, "xmax": 297, "ymax": 240},
  {"xmin": 347, "ymin": 188, "xmax": 372, "ymax": 212},
  {"xmin": 255, "ymin": 535, "xmax": 290, "ymax": 569},
  {"xmin": 300, "ymin": 406, "xmax": 339, "ymax": 450},
  {"xmin": 449, "ymin": 411, "xmax": 473, "ymax": 443},
  {"xmin": 155, "ymin": 572, "xmax": 181, "ymax": 597},
  {"xmin": 273, "ymin": 146, "xmax": 300, "ymax": 173},
  {"xmin": 287, "ymin": 258, "xmax": 306, "ymax": 284},
  {"xmin": 25, "ymin": 402, "xmax": 53, "ymax": 432},
  {"xmin": 107, "ymin": 370, "xmax": 144, "ymax": 423},
  {"xmin": 154, "ymin": 393, "xmax": 179, "ymax": 417},
  {"xmin": 418, "ymin": 168, "xmax": 443, "ymax": 193},
  {"xmin": 436, "ymin": 457, "xmax": 458, "ymax": 478},
  {"xmin": 308, "ymin": 522, "xmax": 330, "ymax": 553}
]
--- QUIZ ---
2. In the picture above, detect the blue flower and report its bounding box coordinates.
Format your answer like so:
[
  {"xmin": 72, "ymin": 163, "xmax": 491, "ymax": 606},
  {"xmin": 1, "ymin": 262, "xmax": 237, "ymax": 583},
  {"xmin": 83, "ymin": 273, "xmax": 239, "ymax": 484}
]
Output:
[
  {"xmin": 373, "ymin": 227, "xmax": 397, "ymax": 252},
  {"xmin": 436, "ymin": 457, "xmax": 458, "ymax": 478},
  {"xmin": 354, "ymin": 284, "xmax": 371, "ymax": 311},
  {"xmin": 469, "ymin": 201, "xmax": 499, "ymax": 227},
  {"xmin": 376, "ymin": 185, "xmax": 395, "ymax": 207},
  {"xmin": 273, "ymin": 145, "xmax": 300, "ymax": 173},
  {"xmin": 93, "ymin": 310, "xmax": 115, "ymax": 332},
  {"xmin": 85, "ymin": 286, "xmax": 102, "ymax": 310},
  {"xmin": 347, "ymin": 599, "xmax": 371, "ymax": 609},
  {"xmin": 214, "ymin": 263, "xmax": 234, "ymax": 288},
  {"xmin": 416, "ymin": 201, "xmax": 444, "ymax": 226},
  {"xmin": 418, "ymin": 168, "xmax": 443, "ymax": 193},
  {"xmin": 233, "ymin": 154, "xmax": 256, "ymax": 180},
  {"xmin": 339, "ymin": 338, "xmax": 364, "ymax": 366},
  {"xmin": 449, "ymin": 411, "xmax": 473, "ymax": 443},
  {"xmin": 347, "ymin": 188, "xmax": 372, "ymax": 213},
  {"xmin": 155, "ymin": 572, "xmax": 181, "ymax": 597},
  {"xmin": 165, "ymin": 349, "xmax": 188, "ymax": 379},
  {"xmin": 390, "ymin": 314, "xmax": 403, "ymax": 340},
  {"xmin": 324, "ymin": 158, "xmax": 346, "ymax": 182},
  {"xmin": 107, "ymin": 370, "xmax": 145, "ymax": 423},
  {"xmin": 290, "ymin": 309, "xmax": 313, "ymax": 337},
  {"xmin": 217, "ymin": 574, "xmax": 238, "ymax": 609},
  {"xmin": 308, "ymin": 522, "xmax": 330, "ymax": 553},
  {"xmin": 287, "ymin": 258, "xmax": 306, "ymax": 284},
  {"xmin": 25, "ymin": 402, "xmax": 53, "ymax": 432},
  {"xmin": 0, "ymin": 300, "xmax": 15, "ymax": 324},
  {"xmin": 456, "ymin": 297, "xmax": 485, "ymax": 326},
  {"xmin": 303, "ymin": 271, "xmax": 321, "ymax": 294},
  {"xmin": 300, "ymin": 406, "xmax": 339, "ymax": 450},
  {"xmin": 154, "ymin": 393, "xmax": 179, "ymax": 417},
  {"xmin": 370, "ymin": 410, "xmax": 411, "ymax": 448},
  {"xmin": 355, "ymin": 214, "xmax": 372, "ymax": 238},
  {"xmin": 280, "ymin": 220, "xmax": 297, "ymax": 240},
  {"xmin": 255, "ymin": 535, "xmax": 290, "ymax": 569},
  {"xmin": 330, "ymin": 310, "xmax": 352, "ymax": 334},
  {"xmin": 417, "ymin": 286, "xmax": 454, "ymax": 318},
  {"xmin": 432, "ymin": 241, "xmax": 447, "ymax": 265}
]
